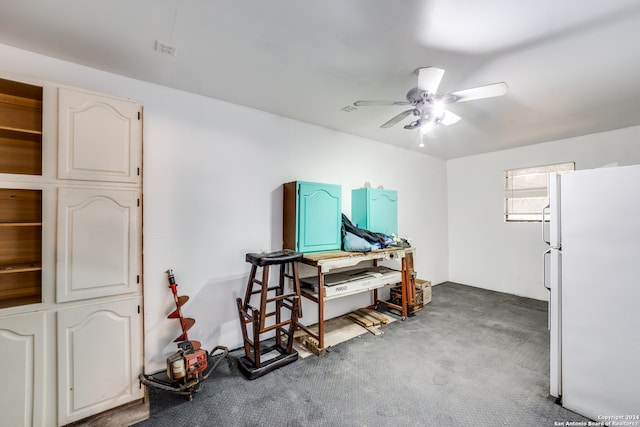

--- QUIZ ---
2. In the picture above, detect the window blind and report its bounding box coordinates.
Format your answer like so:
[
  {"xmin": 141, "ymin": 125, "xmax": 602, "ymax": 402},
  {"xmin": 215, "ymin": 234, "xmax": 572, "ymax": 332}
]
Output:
[{"xmin": 504, "ymin": 162, "xmax": 574, "ymax": 222}]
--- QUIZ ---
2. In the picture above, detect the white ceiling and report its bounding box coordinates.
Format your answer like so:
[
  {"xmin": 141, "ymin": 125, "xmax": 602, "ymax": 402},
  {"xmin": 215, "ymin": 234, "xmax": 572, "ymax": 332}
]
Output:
[{"xmin": 2, "ymin": 0, "xmax": 640, "ymax": 159}]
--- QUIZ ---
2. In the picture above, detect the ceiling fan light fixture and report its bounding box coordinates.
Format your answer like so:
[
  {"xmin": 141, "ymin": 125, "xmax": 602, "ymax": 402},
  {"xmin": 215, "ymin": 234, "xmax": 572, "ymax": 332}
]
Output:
[
  {"xmin": 419, "ymin": 120, "xmax": 435, "ymax": 135},
  {"xmin": 353, "ymin": 66, "xmax": 507, "ymax": 131}
]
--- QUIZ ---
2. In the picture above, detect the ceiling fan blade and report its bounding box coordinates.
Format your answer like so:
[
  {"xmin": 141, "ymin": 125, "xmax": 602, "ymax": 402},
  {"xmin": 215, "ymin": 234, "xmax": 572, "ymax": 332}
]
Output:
[
  {"xmin": 450, "ymin": 82, "xmax": 508, "ymax": 103},
  {"xmin": 354, "ymin": 100, "xmax": 410, "ymax": 106},
  {"xmin": 381, "ymin": 109, "xmax": 414, "ymax": 128},
  {"xmin": 440, "ymin": 110, "xmax": 462, "ymax": 126},
  {"xmin": 417, "ymin": 67, "xmax": 445, "ymax": 93}
]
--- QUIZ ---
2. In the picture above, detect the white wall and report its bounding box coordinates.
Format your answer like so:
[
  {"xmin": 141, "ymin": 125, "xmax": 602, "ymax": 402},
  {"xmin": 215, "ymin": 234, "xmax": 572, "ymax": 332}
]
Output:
[
  {"xmin": 0, "ymin": 44, "xmax": 448, "ymax": 372},
  {"xmin": 447, "ymin": 126, "xmax": 640, "ymax": 300}
]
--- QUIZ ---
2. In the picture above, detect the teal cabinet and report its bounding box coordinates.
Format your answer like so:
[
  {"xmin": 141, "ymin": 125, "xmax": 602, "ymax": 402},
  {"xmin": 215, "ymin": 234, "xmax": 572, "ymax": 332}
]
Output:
[
  {"xmin": 351, "ymin": 188, "xmax": 398, "ymax": 235},
  {"xmin": 283, "ymin": 181, "xmax": 342, "ymax": 253}
]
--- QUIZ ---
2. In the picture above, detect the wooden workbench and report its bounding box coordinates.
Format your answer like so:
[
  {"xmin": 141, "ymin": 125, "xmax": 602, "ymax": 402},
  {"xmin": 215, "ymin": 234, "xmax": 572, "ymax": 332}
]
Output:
[{"xmin": 295, "ymin": 247, "xmax": 415, "ymax": 351}]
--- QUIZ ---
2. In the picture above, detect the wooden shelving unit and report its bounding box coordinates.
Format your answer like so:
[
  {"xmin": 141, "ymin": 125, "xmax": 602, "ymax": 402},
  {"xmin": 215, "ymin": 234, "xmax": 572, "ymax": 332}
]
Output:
[
  {"xmin": 0, "ymin": 187, "xmax": 42, "ymax": 308},
  {"xmin": 0, "ymin": 89, "xmax": 42, "ymax": 308},
  {"xmin": 0, "ymin": 77, "xmax": 43, "ymax": 308},
  {"xmin": 0, "ymin": 78, "xmax": 43, "ymax": 175}
]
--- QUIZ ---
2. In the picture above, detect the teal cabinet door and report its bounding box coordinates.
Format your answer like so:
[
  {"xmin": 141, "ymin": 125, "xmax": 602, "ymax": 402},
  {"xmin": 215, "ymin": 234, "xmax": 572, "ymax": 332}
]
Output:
[
  {"xmin": 283, "ymin": 181, "xmax": 342, "ymax": 253},
  {"xmin": 351, "ymin": 188, "xmax": 397, "ymax": 235}
]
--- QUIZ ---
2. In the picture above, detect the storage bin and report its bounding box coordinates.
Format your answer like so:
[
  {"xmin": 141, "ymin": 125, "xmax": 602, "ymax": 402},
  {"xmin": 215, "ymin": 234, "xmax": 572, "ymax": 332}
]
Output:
[
  {"xmin": 415, "ymin": 279, "xmax": 432, "ymax": 304},
  {"xmin": 389, "ymin": 285, "xmax": 424, "ymax": 314}
]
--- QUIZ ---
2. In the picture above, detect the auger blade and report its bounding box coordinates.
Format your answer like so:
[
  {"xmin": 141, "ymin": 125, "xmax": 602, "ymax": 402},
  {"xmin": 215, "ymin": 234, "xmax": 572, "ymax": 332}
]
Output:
[
  {"xmin": 182, "ymin": 317, "xmax": 196, "ymax": 331},
  {"xmin": 167, "ymin": 295, "xmax": 190, "ymax": 318}
]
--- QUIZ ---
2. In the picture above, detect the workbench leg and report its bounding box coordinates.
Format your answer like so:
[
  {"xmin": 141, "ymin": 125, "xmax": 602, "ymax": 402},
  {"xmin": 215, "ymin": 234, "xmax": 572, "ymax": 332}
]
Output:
[
  {"xmin": 401, "ymin": 258, "xmax": 408, "ymax": 319},
  {"xmin": 318, "ymin": 286, "xmax": 325, "ymax": 349}
]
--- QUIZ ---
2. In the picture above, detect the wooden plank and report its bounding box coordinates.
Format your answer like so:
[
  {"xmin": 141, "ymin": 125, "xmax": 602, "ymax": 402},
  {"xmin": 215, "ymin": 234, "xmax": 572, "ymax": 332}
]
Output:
[
  {"xmin": 346, "ymin": 312, "xmax": 374, "ymax": 327},
  {"xmin": 353, "ymin": 310, "xmax": 383, "ymax": 326},
  {"xmin": 365, "ymin": 326, "xmax": 383, "ymax": 336},
  {"xmin": 294, "ymin": 312, "xmax": 397, "ymax": 357},
  {"xmin": 301, "ymin": 336, "xmax": 325, "ymax": 356},
  {"xmin": 293, "ymin": 329, "xmax": 308, "ymax": 339},
  {"xmin": 361, "ymin": 309, "xmax": 390, "ymax": 325},
  {"xmin": 0, "ymin": 263, "xmax": 42, "ymax": 274},
  {"xmin": 403, "ymin": 251, "xmax": 416, "ymax": 305},
  {"xmin": 282, "ymin": 181, "xmax": 297, "ymax": 251},
  {"xmin": 302, "ymin": 250, "xmax": 355, "ymax": 263},
  {"xmin": 356, "ymin": 308, "xmax": 388, "ymax": 325}
]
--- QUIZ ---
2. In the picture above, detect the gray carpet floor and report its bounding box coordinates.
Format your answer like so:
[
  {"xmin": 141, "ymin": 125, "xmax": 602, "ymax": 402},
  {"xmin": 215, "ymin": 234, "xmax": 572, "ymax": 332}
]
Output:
[{"xmin": 133, "ymin": 282, "xmax": 590, "ymax": 427}]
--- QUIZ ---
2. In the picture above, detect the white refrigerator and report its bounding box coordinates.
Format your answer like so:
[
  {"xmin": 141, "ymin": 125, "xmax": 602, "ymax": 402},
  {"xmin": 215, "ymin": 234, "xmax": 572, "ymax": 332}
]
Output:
[{"xmin": 543, "ymin": 164, "xmax": 640, "ymax": 421}]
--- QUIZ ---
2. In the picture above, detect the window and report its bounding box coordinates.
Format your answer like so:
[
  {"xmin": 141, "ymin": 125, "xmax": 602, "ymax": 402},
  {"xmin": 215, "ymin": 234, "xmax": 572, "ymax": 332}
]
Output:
[{"xmin": 504, "ymin": 162, "xmax": 575, "ymax": 222}]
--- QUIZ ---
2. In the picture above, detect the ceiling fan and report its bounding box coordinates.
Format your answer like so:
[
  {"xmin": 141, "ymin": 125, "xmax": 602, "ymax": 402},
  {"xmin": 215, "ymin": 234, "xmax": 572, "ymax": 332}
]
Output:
[{"xmin": 354, "ymin": 67, "xmax": 508, "ymax": 131}]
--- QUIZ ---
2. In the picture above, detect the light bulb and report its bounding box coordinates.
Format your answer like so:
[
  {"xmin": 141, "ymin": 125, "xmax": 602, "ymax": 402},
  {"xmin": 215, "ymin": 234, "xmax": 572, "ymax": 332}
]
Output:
[{"xmin": 433, "ymin": 101, "xmax": 445, "ymax": 118}]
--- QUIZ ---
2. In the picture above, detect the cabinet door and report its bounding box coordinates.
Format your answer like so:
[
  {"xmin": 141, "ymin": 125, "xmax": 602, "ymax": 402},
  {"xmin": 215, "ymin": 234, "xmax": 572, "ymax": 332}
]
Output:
[
  {"xmin": 0, "ymin": 311, "xmax": 46, "ymax": 427},
  {"xmin": 57, "ymin": 297, "xmax": 143, "ymax": 425},
  {"xmin": 58, "ymin": 87, "xmax": 141, "ymax": 183},
  {"xmin": 298, "ymin": 182, "xmax": 342, "ymax": 252},
  {"xmin": 368, "ymin": 189, "xmax": 397, "ymax": 235},
  {"xmin": 352, "ymin": 188, "xmax": 398, "ymax": 235},
  {"xmin": 57, "ymin": 187, "xmax": 140, "ymax": 302}
]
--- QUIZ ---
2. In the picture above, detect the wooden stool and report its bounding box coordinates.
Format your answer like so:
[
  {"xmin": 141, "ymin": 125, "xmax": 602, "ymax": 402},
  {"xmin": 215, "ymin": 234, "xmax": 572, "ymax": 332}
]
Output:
[{"xmin": 235, "ymin": 249, "xmax": 302, "ymax": 379}]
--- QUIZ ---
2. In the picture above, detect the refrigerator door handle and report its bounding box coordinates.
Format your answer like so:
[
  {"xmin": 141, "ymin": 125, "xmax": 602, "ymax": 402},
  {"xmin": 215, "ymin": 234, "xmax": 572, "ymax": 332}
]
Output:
[
  {"xmin": 542, "ymin": 248, "xmax": 551, "ymax": 291},
  {"xmin": 541, "ymin": 203, "xmax": 550, "ymax": 245}
]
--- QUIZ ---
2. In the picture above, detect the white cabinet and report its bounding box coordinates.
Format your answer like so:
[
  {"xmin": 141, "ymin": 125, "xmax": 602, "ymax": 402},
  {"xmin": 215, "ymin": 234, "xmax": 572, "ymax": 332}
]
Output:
[
  {"xmin": 54, "ymin": 86, "xmax": 144, "ymax": 426},
  {"xmin": 0, "ymin": 74, "xmax": 144, "ymax": 426},
  {"xmin": 56, "ymin": 187, "xmax": 140, "ymax": 302},
  {"xmin": 58, "ymin": 87, "xmax": 141, "ymax": 183},
  {"xmin": 57, "ymin": 297, "xmax": 143, "ymax": 425},
  {"xmin": 0, "ymin": 311, "xmax": 46, "ymax": 427}
]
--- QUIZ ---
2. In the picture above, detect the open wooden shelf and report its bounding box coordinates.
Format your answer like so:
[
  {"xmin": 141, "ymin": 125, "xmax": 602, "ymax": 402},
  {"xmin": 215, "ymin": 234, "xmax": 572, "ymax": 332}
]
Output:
[
  {"xmin": 0, "ymin": 188, "xmax": 42, "ymax": 223},
  {"xmin": 0, "ymin": 267, "xmax": 41, "ymax": 309},
  {"xmin": 0, "ymin": 294, "xmax": 41, "ymax": 310},
  {"xmin": 0, "ymin": 78, "xmax": 43, "ymax": 176},
  {"xmin": 0, "ymin": 125, "xmax": 42, "ymax": 135},
  {"xmin": 0, "ymin": 187, "xmax": 42, "ymax": 308},
  {"xmin": 0, "ymin": 263, "xmax": 42, "ymax": 274}
]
